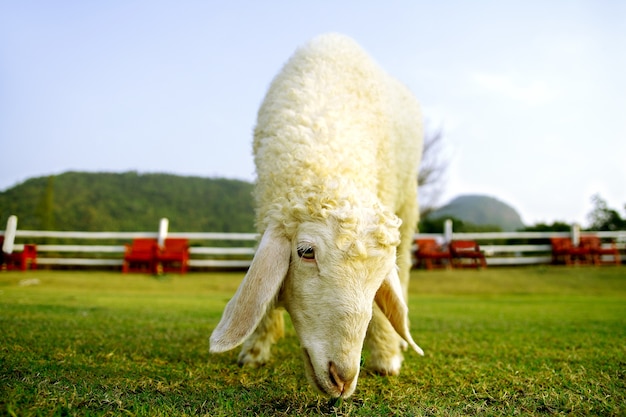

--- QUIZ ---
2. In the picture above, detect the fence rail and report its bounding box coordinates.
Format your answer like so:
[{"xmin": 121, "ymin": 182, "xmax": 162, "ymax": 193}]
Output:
[
  {"xmin": 2, "ymin": 216, "xmax": 625, "ymax": 270},
  {"xmin": 1, "ymin": 223, "xmax": 261, "ymax": 269}
]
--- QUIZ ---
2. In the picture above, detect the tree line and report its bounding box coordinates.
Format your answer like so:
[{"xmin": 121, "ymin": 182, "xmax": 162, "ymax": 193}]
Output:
[{"xmin": 0, "ymin": 172, "xmax": 256, "ymax": 232}]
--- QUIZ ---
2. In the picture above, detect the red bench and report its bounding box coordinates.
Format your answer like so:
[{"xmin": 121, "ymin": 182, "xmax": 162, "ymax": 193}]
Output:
[
  {"xmin": 123, "ymin": 238, "xmax": 158, "ymax": 273},
  {"xmin": 414, "ymin": 238, "xmax": 451, "ymax": 270},
  {"xmin": 550, "ymin": 237, "xmax": 592, "ymax": 265},
  {"xmin": 157, "ymin": 238, "xmax": 189, "ymax": 274},
  {"xmin": 1, "ymin": 237, "xmax": 37, "ymax": 271},
  {"xmin": 580, "ymin": 235, "xmax": 621, "ymax": 266},
  {"xmin": 449, "ymin": 240, "xmax": 487, "ymax": 269}
]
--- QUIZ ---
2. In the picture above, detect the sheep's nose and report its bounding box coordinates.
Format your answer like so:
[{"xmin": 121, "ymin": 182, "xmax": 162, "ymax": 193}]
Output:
[{"xmin": 329, "ymin": 362, "xmax": 355, "ymax": 395}]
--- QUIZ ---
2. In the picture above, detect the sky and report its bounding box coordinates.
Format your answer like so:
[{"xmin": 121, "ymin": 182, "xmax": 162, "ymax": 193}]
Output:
[{"xmin": 1, "ymin": 1, "xmax": 625, "ymax": 227}]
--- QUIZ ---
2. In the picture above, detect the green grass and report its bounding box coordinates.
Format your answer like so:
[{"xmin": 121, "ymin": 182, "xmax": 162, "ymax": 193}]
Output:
[{"xmin": 1, "ymin": 267, "xmax": 624, "ymax": 416}]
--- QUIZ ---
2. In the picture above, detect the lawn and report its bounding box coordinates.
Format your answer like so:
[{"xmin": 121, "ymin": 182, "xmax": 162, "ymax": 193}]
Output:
[{"xmin": 0, "ymin": 267, "xmax": 624, "ymax": 416}]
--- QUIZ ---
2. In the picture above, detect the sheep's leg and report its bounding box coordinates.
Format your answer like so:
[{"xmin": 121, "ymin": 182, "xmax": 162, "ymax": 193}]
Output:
[
  {"xmin": 365, "ymin": 305, "xmax": 405, "ymax": 375},
  {"xmin": 237, "ymin": 308, "xmax": 284, "ymax": 367}
]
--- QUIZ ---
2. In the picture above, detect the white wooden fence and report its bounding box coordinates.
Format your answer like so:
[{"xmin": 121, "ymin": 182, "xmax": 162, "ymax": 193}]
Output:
[
  {"xmin": 439, "ymin": 231, "xmax": 625, "ymax": 266},
  {"xmin": 1, "ymin": 216, "xmax": 625, "ymax": 269}
]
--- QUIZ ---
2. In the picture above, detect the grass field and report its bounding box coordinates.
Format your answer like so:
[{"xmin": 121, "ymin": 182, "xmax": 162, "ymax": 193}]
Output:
[{"xmin": 1, "ymin": 267, "xmax": 624, "ymax": 416}]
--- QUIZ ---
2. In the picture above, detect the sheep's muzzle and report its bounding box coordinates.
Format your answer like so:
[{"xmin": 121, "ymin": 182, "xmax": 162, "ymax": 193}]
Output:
[
  {"xmin": 303, "ymin": 348, "xmax": 358, "ymax": 398},
  {"xmin": 329, "ymin": 361, "xmax": 355, "ymax": 396}
]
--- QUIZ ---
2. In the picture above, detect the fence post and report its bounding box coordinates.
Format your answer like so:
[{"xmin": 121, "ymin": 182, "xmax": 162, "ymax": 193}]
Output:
[
  {"xmin": 444, "ymin": 219, "xmax": 453, "ymax": 245},
  {"xmin": 158, "ymin": 218, "xmax": 169, "ymax": 247},
  {"xmin": 2, "ymin": 215, "xmax": 18, "ymax": 254},
  {"xmin": 571, "ymin": 223, "xmax": 580, "ymax": 247}
]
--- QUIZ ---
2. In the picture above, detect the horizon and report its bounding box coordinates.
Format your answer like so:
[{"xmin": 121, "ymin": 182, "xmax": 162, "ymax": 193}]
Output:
[{"xmin": 2, "ymin": 169, "xmax": 619, "ymax": 230}]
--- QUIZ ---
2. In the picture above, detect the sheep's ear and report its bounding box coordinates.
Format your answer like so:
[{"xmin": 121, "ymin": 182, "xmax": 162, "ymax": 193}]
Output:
[
  {"xmin": 210, "ymin": 224, "xmax": 291, "ymax": 353},
  {"xmin": 375, "ymin": 267, "xmax": 424, "ymax": 356}
]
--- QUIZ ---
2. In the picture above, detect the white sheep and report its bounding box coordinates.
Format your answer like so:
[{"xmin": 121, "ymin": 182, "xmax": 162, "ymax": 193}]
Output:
[{"xmin": 210, "ymin": 33, "xmax": 424, "ymax": 398}]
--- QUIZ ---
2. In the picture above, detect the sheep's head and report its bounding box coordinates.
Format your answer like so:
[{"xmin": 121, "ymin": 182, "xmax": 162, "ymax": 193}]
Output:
[
  {"xmin": 283, "ymin": 209, "xmax": 402, "ymax": 397},
  {"xmin": 210, "ymin": 192, "xmax": 421, "ymax": 398}
]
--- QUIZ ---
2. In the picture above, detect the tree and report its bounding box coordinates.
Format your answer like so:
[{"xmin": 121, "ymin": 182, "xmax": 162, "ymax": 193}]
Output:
[
  {"xmin": 521, "ymin": 221, "xmax": 571, "ymax": 232},
  {"xmin": 419, "ymin": 216, "xmax": 501, "ymax": 234},
  {"xmin": 587, "ymin": 194, "xmax": 626, "ymax": 231},
  {"xmin": 418, "ymin": 125, "xmax": 449, "ymax": 216},
  {"xmin": 36, "ymin": 175, "xmax": 55, "ymax": 230}
]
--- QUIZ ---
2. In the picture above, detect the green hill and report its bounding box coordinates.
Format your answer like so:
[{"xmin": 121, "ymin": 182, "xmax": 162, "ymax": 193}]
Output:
[
  {"xmin": 0, "ymin": 172, "xmax": 256, "ymax": 232},
  {"xmin": 427, "ymin": 194, "xmax": 525, "ymax": 232}
]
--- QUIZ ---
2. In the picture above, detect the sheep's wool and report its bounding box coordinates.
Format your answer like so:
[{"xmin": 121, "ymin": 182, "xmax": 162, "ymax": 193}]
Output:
[{"xmin": 253, "ymin": 34, "xmax": 422, "ymax": 258}]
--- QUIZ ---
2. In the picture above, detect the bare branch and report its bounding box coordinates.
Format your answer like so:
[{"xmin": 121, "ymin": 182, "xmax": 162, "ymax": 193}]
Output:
[{"xmin": 418, "ymin": 125, "xmax": 450, "ymax": 214}]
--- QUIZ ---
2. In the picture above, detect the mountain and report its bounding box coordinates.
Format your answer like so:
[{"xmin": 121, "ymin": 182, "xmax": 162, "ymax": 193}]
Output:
[
  {"xmin": 426, "ymin": 194, "xmax": 525, "ymax": 232},
  {"xmin": 0, "ymin": 171, "xmax": 256, "ymax": 232}
]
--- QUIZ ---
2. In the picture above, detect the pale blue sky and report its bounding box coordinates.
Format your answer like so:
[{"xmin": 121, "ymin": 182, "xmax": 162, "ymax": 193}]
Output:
[{"xmin": 1, "ymin": 1, "xmax": 624, "ymax": 226}]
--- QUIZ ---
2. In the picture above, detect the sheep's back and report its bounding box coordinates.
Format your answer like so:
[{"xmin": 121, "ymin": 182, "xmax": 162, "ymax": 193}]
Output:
[{"xmin": 253, "ymin": 33, "xmax": 422, "ymax": 230}]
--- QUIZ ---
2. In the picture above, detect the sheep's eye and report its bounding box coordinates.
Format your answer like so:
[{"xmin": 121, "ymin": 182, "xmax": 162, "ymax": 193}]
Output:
[{"xmin": 297, "ymin": 245, "xmax": 315, "ymax": 260}]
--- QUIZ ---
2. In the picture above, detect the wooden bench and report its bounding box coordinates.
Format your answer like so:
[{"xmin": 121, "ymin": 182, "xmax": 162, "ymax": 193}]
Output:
[
  {"xmin": 449, "ymin": 240, "xmax": 487, "ymax": 268},
  {"xmin": 580, "ymin": 235, "xmax": 621, "ymax": 266},
  {"xmin": 550, "ymin": 237, "xmax": 592, "ymax": 265},
  {"xmin": 1, "ymin": 237, "xmax": 37, "ymax": 271},
  {"xmin": 157, "ymin": 238, "xmax": 189, "ymax": 274},
  {"xmin": 414, "ymin": 238, "xmax": 451, "ymax": 270},
  {"xmin": 123, "ymin": 238, "xmax": 158, "ymax": 273}
]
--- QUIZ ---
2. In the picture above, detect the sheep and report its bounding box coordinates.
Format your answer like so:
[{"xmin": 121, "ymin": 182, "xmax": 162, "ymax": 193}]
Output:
[{"xmin": 210, "ymin": 33, "xmax": 424, "ymax": 399}]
